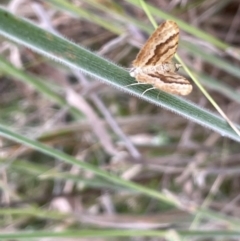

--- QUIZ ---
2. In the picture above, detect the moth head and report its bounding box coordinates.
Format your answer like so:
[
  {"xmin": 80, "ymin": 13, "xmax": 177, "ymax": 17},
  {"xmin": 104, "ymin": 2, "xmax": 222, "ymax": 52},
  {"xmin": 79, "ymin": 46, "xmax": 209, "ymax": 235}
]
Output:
[{"xmin": 129, "ymin": 68, "xmax": 136, "ymax": 77}]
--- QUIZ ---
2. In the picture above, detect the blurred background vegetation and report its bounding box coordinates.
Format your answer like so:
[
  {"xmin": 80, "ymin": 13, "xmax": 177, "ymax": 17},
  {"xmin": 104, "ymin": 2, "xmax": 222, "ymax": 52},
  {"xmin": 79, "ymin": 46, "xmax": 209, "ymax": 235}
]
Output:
[{"xmin": 1, "ymin": 0, "xmax": 240, "ymax": 240}]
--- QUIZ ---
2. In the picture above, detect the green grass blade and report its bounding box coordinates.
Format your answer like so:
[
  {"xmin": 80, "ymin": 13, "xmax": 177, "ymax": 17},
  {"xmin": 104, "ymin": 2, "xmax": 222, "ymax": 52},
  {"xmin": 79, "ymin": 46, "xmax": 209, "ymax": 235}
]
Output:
[
  {"xmin": 1, "ymin": 229, "xmax": 240, "ymax": 239},
  {"xmin": 0, "ymin": 123, "xmax": 178, "ymax": 205},
  {"xmin": 0, "ymin": 7, "xmax": 239, "ymax": 142}
]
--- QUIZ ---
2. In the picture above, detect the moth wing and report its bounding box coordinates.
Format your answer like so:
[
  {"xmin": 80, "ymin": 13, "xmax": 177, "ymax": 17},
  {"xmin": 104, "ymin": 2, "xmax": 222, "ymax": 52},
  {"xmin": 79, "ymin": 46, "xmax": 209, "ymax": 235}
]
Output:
[
  {"xmin": 155, "ymin": 72, "xmax": 192, "ymax": 95},
  {"xmin": 132, "ymin": 20, "xmax": 179, "ymax": 68},
  {"xmin": 135, "ymin": 72, "xmax": 192, "ymax": 96}
]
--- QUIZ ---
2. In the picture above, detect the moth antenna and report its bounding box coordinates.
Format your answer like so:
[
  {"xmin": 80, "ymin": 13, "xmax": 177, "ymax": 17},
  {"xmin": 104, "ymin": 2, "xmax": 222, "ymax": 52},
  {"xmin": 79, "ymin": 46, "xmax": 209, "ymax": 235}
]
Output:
[{"xmin": 124, "ymin": 82, "xmax": 150, "ymax": 88}]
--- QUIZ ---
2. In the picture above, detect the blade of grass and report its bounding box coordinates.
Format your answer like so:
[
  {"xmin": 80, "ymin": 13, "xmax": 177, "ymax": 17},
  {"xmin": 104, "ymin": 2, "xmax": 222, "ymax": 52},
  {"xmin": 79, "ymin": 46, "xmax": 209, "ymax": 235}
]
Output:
[
  {"xmin": 0, "ymin": 8, "xmax": 239, "ymax": 141},
  {"xmin": 0, "ymin": 207, "xmax": 68, "ymax": 220},
  {"xmin": 0, "ymin": 229, "xmax": 240, "ymax": 239},
  {"xmin": 0, "ymin": 123, "xmax": 179, "ymax": 206},
  {"xmin": 10, "ymin": 160, "xmax": 125, "ymax": 191}
]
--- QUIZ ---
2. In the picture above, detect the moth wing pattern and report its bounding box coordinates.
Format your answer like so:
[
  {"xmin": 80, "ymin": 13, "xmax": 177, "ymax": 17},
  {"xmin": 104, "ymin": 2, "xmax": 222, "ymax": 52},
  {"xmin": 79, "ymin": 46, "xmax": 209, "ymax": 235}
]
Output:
[
  {"xmin": 132, "ymin": 20, "xmax": 179, "ymax": 67},
  {"xmin": 134, "ymin": 72, "xmax": 192, "ymax": 96},
  {"xmin": 130, "ymin": 20, "xmax": 192, "ymax": 96}
]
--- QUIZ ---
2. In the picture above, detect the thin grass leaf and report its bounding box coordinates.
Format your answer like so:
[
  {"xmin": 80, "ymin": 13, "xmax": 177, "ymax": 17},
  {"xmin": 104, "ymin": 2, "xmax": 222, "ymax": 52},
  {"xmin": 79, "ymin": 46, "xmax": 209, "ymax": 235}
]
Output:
[
  {"xmin": 1, "ymin": 229, "xmax": 240, "ymax": 239},
  {"xmin": 0, "ymin": 207, "xmax": 68, "ymax": 220},
  {"xmin": 0, "ymin": 8, "xmax": 239, "ymax": 142}
]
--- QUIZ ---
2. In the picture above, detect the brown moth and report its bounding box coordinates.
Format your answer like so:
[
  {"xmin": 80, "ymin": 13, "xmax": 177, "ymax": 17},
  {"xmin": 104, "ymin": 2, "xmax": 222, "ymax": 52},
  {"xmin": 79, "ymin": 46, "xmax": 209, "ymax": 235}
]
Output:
[{"xmin": 130, "ymin": 20, "xmax": 192, "ymax": 96}]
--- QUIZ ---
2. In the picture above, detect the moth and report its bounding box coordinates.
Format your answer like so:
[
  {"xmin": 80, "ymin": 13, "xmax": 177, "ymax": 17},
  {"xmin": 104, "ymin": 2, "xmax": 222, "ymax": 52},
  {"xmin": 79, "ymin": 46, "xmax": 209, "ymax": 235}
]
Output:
[{"xmin": 130, "ymin": 20, "xmax": 192, "ymax": 96}]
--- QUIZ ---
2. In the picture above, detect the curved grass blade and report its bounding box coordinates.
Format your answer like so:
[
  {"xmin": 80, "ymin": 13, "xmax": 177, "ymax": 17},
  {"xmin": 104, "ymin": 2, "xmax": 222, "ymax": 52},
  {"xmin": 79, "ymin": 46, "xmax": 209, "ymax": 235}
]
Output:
[{"xmin": 0, "ymin": 8, "xmax": 239, "ymax": 142}]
